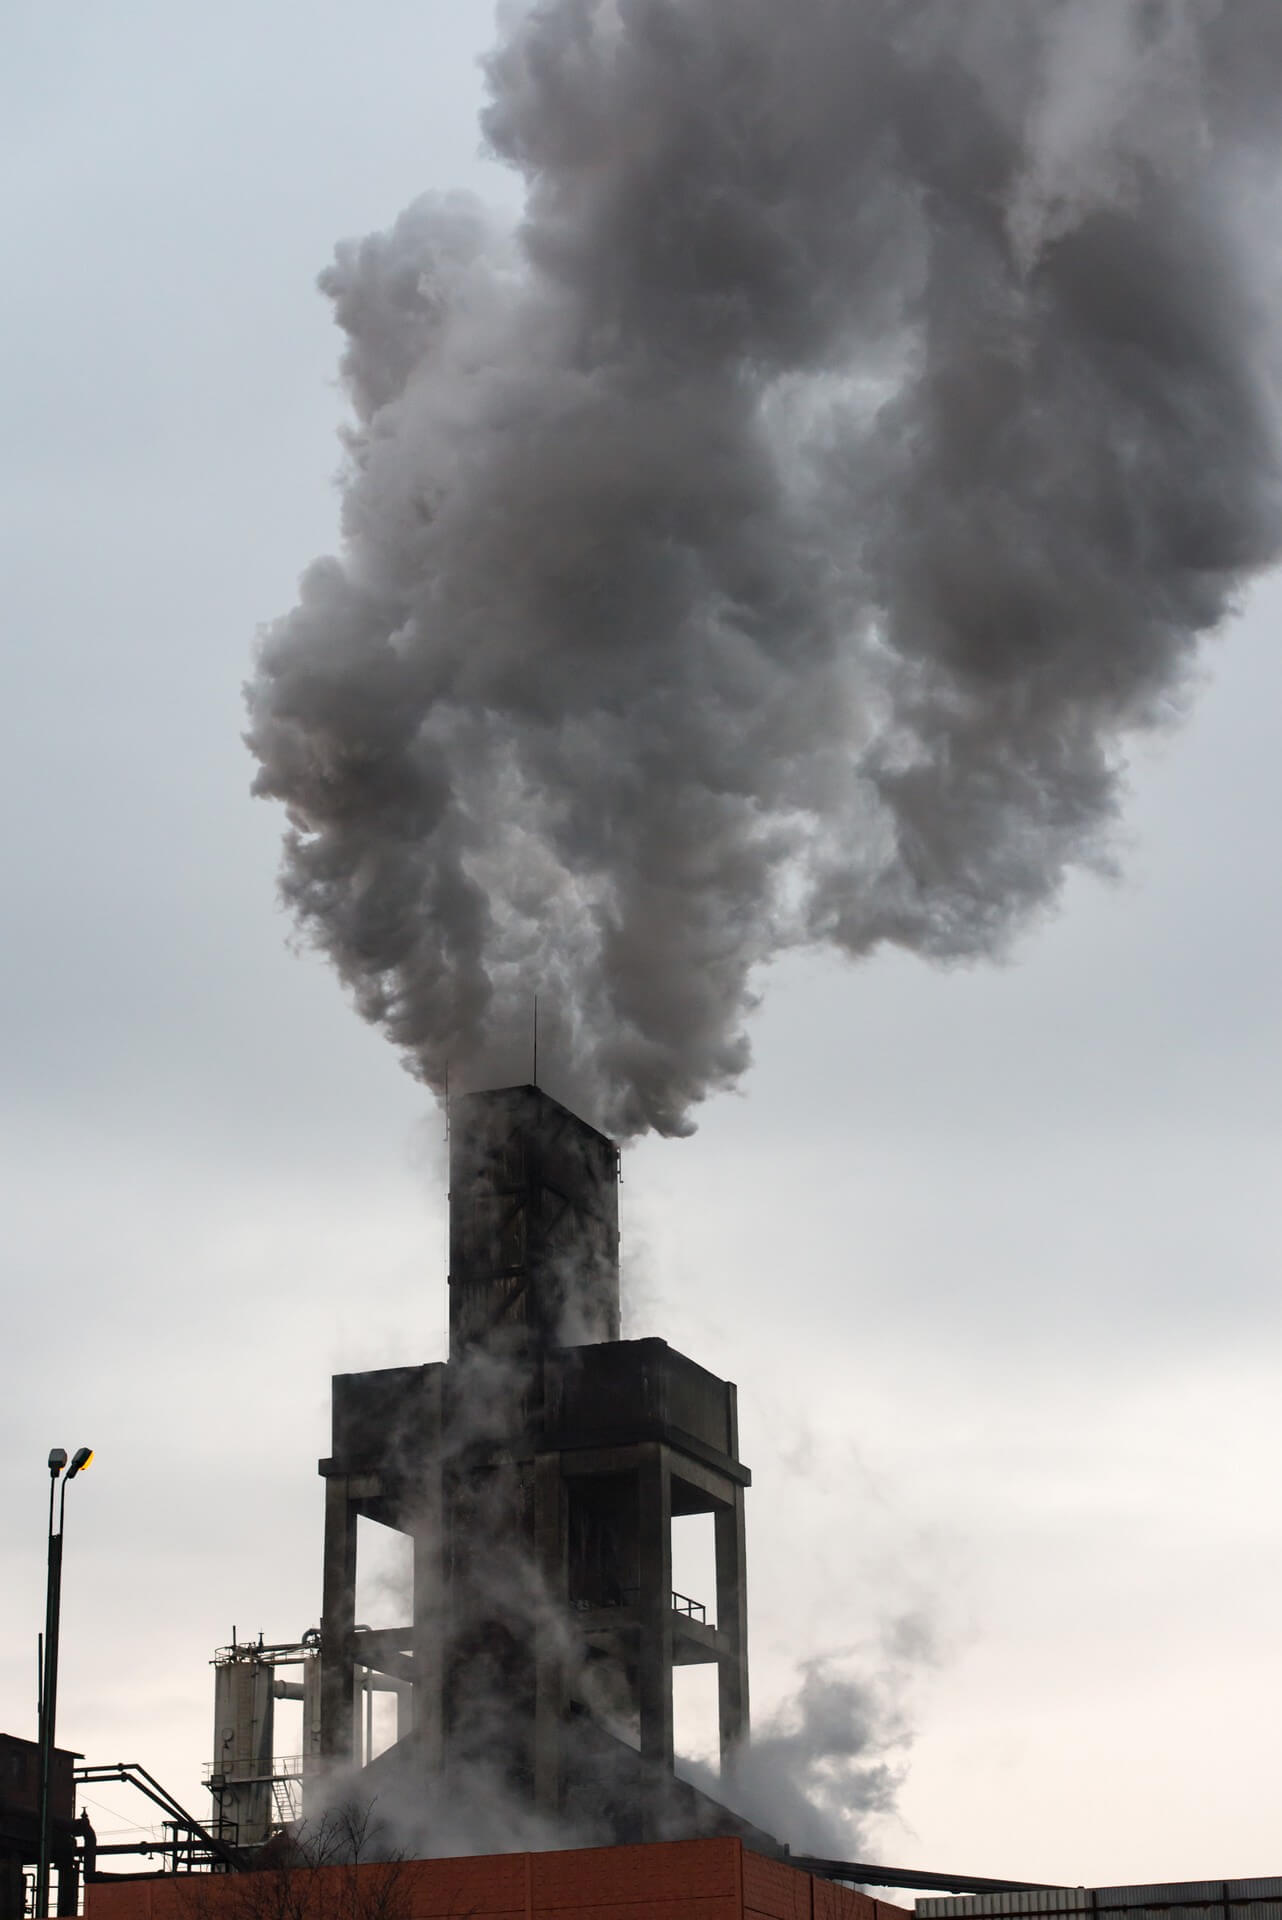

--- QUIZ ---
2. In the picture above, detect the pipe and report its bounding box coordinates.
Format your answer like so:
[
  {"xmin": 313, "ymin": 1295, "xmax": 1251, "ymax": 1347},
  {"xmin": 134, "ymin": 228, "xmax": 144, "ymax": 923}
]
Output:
[{"xmin": 37, "ymin": 1475, "xmax": 66, "ymax": 1917}]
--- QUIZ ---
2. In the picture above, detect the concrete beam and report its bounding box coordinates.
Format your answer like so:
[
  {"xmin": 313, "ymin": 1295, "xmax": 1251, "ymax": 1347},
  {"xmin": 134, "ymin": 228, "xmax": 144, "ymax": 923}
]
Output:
[
  {"xmin": 671, "ymin": 1613, "xmax": 725, "ymax": 1666},
  {"xmin": 349, "ymin": 1631, "xmax": 415, "ymax": 1684}
]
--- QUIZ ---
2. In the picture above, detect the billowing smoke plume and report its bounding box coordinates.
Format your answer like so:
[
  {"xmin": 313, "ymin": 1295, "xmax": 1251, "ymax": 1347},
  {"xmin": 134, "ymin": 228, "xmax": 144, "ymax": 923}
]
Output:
[{"xmin": 247, "ymin": 0, "xmax": 1282, "ymax": 1138}]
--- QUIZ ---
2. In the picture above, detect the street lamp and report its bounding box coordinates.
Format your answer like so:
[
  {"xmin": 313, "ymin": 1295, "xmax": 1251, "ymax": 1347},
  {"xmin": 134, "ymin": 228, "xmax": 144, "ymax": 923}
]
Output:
[{"xmin": 37, "ymin": 1446, "xmax": 93, "ymax": 1918}]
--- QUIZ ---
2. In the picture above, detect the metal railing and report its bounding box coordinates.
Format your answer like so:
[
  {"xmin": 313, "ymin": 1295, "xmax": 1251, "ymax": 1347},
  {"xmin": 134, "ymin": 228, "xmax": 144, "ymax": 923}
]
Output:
[{"xmin": 570, "ymin": 1586, "xmax": 709, "ymax": 1624}]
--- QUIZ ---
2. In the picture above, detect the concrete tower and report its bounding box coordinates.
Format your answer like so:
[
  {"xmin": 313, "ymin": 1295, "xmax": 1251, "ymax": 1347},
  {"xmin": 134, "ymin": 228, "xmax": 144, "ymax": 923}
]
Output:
[{"xmin": 316, "ymin": 1085, "xmax": 753, "ymax": 1842}]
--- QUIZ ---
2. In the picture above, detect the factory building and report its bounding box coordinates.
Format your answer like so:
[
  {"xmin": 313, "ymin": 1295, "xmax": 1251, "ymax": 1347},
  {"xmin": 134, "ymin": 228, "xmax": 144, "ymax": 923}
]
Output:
[
  {"xmin": 0, "ymin": 1736, "xmax": 82, "ymax": 1920},
  {"xmin": 82, "ymin": 1836, "xmax": 909, "ymax": 1920}
]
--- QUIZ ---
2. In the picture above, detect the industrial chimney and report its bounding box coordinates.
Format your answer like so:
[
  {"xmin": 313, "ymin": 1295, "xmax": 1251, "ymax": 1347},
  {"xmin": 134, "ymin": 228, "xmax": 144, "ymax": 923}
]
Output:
[{"xmin": 314, "ymin": 1085, "xmax": 758, "ymax": 1845}]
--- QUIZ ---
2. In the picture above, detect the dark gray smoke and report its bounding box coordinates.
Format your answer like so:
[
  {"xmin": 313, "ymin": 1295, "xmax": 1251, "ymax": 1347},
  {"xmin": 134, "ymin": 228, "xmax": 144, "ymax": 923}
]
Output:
[{"xmin": 247, "ymin": 0, "xmax": 1282, "ymax": 1138}]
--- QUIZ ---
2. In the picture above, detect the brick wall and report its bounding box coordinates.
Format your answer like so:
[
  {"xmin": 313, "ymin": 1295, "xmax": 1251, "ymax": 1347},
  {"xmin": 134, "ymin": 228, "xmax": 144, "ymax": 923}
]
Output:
[{"xmin": 85, "ymin": 1836, "xmax": 909, "ymax": 1920}]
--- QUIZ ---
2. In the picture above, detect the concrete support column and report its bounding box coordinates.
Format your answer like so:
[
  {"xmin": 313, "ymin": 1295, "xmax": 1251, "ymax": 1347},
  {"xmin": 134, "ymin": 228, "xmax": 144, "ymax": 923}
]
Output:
[
  {"xmin": 410, "ymin": 1527, "xmax": 444, "ymax": 1772},
  {"xmin": 319, "ymin": 1475, "xmax": 357, "ymax": 1766},
  {"xmin": 410, "ymin": 1386, "xmax": 446, "ymax": 1779},
  {"xmin": 715, "ymin": 1488, "xmax": 749, "ymax": 1761},
  {"xmin": 533, "ymin": 1452, "xmax": 568, "ymax": 1814},
  {"xmin": 637, "ymin": 1442, "xmax": 674, "ymax": 1772}
]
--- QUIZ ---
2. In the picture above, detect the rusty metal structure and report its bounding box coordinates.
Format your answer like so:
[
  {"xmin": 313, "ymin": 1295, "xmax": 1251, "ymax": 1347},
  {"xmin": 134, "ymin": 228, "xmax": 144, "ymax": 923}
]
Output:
[
  {"xmin": 0, "ymin": 1734, "xmax": 80, "ymax": 1920},
  {"xmin": 315, "ymin": 1083, "xmax": 753, "ymax": 1840}
]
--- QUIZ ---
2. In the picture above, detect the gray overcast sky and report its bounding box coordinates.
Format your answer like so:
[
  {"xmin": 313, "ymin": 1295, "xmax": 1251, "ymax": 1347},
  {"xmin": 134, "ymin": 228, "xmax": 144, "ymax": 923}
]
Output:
[{"xmin": 2, "ymin": 0, "xmax": 1280, "ymax": 1890}]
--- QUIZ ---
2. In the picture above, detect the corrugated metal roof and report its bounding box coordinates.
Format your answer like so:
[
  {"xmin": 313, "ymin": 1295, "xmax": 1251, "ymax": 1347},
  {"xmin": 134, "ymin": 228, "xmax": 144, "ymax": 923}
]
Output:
[
  {"xmin": 917, "ymin": 1885, "xmax": 1282, "ymax": 1920},
  {"xmin": 1099, "ymin": 1906, "xmax": 1218, "ymax": 1920},
  {"xmin": 917, "ymin": 1897, "xmax": 1089, "ymax": 1917},
  {"xmin": 1098, "ymin": 1888, "xmax": 1223, "ymax": 1907}
]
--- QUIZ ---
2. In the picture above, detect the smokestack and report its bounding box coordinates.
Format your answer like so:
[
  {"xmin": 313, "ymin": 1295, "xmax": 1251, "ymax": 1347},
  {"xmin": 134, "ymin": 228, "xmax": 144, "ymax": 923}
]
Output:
[
  {"xmin": 246, "ymin": 0, "xmax": 1282, "ymax": 1139},
  {"xmin": 318, "ymin": 1084, "xmax": 756, "ymax": 1849},
  {"xmin": 447, "ymin": 1084, "xmax": 620, "ymax": 1357}
]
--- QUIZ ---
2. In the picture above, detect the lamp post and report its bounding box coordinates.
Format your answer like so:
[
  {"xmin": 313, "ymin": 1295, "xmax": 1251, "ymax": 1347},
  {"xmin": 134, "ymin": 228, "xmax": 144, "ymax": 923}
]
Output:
[{"xmin": 36, "ymin": 1446, "xmax": 93, "ymax": 1919}]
